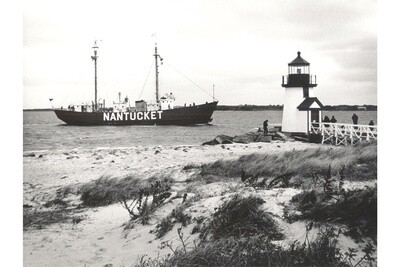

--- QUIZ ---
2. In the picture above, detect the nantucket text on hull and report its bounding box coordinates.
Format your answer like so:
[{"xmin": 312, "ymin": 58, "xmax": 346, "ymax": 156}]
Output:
[{"xmin": 103, "ymin": 111, "xmax": 163, "ymax": 121}]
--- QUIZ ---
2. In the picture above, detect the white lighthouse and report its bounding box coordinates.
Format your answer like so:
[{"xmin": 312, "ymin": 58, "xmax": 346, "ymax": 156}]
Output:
[{"xmin": 281, "ymin": 52, "xmax": 323, "ymax": 134}]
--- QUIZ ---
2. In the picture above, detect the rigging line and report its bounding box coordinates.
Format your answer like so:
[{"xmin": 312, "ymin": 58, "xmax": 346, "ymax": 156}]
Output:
[
  {"xmin": 164, "ymin": 62, "xmax": 218, "ymax": 101},
  {"xmin": 60, "ymin": 67, "xmax": 87, "ymax": 106},
  {"xmin": 138, "ymin": 61, "xmax": 154, "ymax": 100}
]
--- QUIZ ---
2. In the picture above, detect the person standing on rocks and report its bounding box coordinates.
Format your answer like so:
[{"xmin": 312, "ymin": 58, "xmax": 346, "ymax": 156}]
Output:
[{"xmin": 263, "ymin": 119, "xmax": 269, "ymax": 135}]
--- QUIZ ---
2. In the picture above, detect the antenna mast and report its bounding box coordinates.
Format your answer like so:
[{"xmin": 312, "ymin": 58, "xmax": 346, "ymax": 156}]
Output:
[
  {"xmin": 154, "ymin": 43, "xmax": 163, "ymax": 102},
  {"xmin": 91, "ymin": 41, "xmax": 99, "ymax": 110}
]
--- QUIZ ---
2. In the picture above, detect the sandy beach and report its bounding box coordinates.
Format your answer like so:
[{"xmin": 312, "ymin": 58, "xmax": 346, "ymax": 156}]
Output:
[{"xmin": 23, "ymin": 141, "xmax": 376, "ymax": 266}]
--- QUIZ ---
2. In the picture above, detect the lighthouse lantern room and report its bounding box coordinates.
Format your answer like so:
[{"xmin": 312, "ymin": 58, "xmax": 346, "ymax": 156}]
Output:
[{"xmin": 281, "ymin": 51, "xmax": 323, "ymax": 134}]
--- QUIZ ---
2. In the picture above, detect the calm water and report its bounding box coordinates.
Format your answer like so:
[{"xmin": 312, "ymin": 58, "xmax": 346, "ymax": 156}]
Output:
[{"xmin": 23, "ymin": 110, "xmax": 377, "ymax": 152}]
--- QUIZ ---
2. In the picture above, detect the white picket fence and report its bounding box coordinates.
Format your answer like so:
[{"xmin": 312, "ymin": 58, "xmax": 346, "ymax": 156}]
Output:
[{"xmin": 309, "ymin": 122, "xmax": 377, "ymax": 145}]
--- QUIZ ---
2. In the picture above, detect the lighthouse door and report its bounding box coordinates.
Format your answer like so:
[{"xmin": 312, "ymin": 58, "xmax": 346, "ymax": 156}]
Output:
[{"xmin": 310, "ymin": 110, "xmax": 320, "ymax": 123}]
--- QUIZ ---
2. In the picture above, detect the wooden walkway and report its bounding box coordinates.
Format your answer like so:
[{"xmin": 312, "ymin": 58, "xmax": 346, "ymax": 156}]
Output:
[{"xmin": 309, "ymin": 122, "xmax": 377, "ymax": 146}]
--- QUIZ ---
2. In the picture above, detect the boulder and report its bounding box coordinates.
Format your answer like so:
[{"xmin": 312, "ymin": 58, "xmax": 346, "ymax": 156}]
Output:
[
  {"xmin": 214, "ymin": 134, "xmax": 233, "ymax": 144},
  {"xmin": 293, "ymin": 135, "xmax": 309, "ymax": 142},
  {"xmin": 233, "ymin": 132, "xmax": 261, "ymax": 143},
  {"xmin": 257, "ymin": 135, "xmax": 272, "ymax": 143},
  {"xmin": 275, "ymin": 132, "xmax": 290, "ymax": 140},
  {"xmin": 202, "ymin": 134, "xmax": 233, "ymax": 146},
  {"xmin": 202, "ymin": 140, "xmax": 218, "ymax": 146},
  {"xmin": 266, "ymin": 126, "xmax": 278, "ymax": 133}
]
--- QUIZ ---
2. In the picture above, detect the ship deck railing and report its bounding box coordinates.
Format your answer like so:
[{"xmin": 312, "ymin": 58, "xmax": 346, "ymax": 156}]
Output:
[{"xmin": 309, "ymin": 122, "xmax": 377, "ymax": 146}]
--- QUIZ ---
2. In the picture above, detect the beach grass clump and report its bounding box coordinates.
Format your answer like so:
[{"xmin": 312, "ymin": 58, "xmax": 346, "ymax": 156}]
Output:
[
  {"xmin": 171, "ymin": 206, "xmax": 192, "ymax": 227},
  {"xmin": 185, "ymin": 174, "xmax": 228, "ymax": 184},
  {"xmin": 78, "ymin": 175, "xmax": 172, "ymax": 207},
  {"xmin": 155, "ymin": 216, "xmax": 175, "ymax": 239},
  {"xmin": 199, "ymin": 141, "xmax": 377, "ymax": 185},
  {"xmin": 79, "ymin": 175, "xmax": 141, "ymax": 207},
  {"xmin": 154, "ymin": 205, "xmax": 192, "ymax": 238},
  {"xmin": 43, "ymin": 198, "xmax": 68, "ymax": 208},
  {"xmin": 135, "ymin": 254, "xmax": 170, "ymax": 267},
  {"xmin": 182, "ymin": 163, "xmax": 200, "ymax": 171},
  {"xmin": 289, "ymin": 186, "xmax": 377, "ymax": 242},
  {"xmin": 201, "ymin": 194, "xmax": 283, "ymax": 241},
  {"xmin": 24, "ymin": 197, "xmax": 84, "ymax": 229},
  {"xmin": 23, "ymin": 209, "xmax": 82, "ymax": 229}
]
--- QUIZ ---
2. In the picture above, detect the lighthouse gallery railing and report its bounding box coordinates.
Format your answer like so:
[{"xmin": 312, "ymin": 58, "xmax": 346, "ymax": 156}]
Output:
[{"xmin": 281, "ymin": 75, "xmax": 317, "ymax": 86}]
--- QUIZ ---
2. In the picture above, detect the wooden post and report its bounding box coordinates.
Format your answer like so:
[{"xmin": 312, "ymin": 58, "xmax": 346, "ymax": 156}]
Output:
[{"xmin": 350, "ymin": 126, "xmax": 353, "ymax": 145}]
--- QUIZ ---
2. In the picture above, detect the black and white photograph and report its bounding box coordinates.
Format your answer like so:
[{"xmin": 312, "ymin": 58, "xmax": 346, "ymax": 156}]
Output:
[{"xmin": 19, "ymin": 0, "xmax": 383, "ymax": 266}]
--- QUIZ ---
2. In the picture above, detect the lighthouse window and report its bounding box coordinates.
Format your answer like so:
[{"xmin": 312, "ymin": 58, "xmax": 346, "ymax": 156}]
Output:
[{"xmin": 297, "ymin": 68, "xmax": 301, "ymax": 74}]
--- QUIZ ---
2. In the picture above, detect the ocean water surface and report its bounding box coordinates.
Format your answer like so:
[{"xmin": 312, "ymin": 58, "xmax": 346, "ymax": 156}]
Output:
[{"xmin": 23, "ymin": 110, "xmax": 377, "ymax": 152}]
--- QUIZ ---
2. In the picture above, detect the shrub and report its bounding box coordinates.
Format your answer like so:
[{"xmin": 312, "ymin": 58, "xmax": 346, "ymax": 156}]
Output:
[{"xmin": 120, "ymin": 179, "xmax": 172, "ymax": 224}]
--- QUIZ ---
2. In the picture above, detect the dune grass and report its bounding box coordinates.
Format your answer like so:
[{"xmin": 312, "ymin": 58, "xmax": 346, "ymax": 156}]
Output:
[
  {"xmin": 159, "ymin": 233, "xmax": 354, "ymax": 267},
  {"xmin": 23, "ymin": 208, "xmax": 84, "ymax": 229},
  {"xmin": 199, "ymin": 141, "xmax": 377, "ymax": 184},
  {"xmin": 77, "ymin": 175, "xmax": 172, "ymax": 207},
  {"xmin": 141, "ymin": 224, "xmax": 371, "ymax": 267},
  {"xmin": 43, "ymin": 198, "xmax": 68, "ymax": 208},
  {"xmin": 135, "ymin": 194, "xmax": 376, "ymax": 267},
  {"xmin": 288, "ymin": 186, "xmax": 377, "ymax": 242},
  {"xmin": 154, "ymin": 205, "xmax": 192, "ymax": 238},
  {"xmin": 78, "ymin": 175, "xmax": 141, "ymax": 207}
]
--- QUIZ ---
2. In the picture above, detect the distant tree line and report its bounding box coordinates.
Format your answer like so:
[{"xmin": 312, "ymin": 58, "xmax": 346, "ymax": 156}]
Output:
[
  {"xmin": 322, "ymin": 105, "xmax": 377, "ymax": 111},
  {"xmin": 216, "ymin": 104, "xmax": 377, "ymax": 111},
  {"xmin": 216, "ymin": 105, "xmax": 283, "ymax": 111}
]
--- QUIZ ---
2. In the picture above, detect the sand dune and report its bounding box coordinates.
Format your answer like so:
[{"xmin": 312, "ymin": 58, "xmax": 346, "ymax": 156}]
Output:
[{"xmin": 23, "ymin": 141, "xmax": 375, "ymax": 266}]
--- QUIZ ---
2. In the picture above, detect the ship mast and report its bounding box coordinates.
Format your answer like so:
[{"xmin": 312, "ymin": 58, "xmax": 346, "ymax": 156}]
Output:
[
  {"xmin": 91, "ymin": 41, "xmax": 99, "ymax": 110},
  {"xmin": 154, "ymin": 43, "xmax": 163, "ymax": 102}
]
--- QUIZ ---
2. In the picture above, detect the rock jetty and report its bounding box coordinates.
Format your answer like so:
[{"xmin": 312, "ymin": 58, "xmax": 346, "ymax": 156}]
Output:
[{"xmin": 202, "ymin": 126, "xmax": 295, "ymax": 145}]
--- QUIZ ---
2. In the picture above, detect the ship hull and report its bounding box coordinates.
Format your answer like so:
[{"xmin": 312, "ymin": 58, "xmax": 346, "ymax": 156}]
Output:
[{"xmin": 54, "ymin": 101, "xmax": 218, "ymax": 126}]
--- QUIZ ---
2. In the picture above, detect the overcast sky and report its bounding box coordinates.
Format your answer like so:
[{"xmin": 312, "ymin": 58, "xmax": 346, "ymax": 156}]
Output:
[{"xmin": 23, "ymin": 0, "xmax": 376, "ymax": 109}]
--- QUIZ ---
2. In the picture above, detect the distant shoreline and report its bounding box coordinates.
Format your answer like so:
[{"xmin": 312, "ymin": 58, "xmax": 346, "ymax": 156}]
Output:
[
  {"xmin": 216, "ymin": 104, "xmax": 377, "ymax": 111},
  {"xmin": 23, "ymin": 104, "xmax": 377, "ymax": 112}
]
